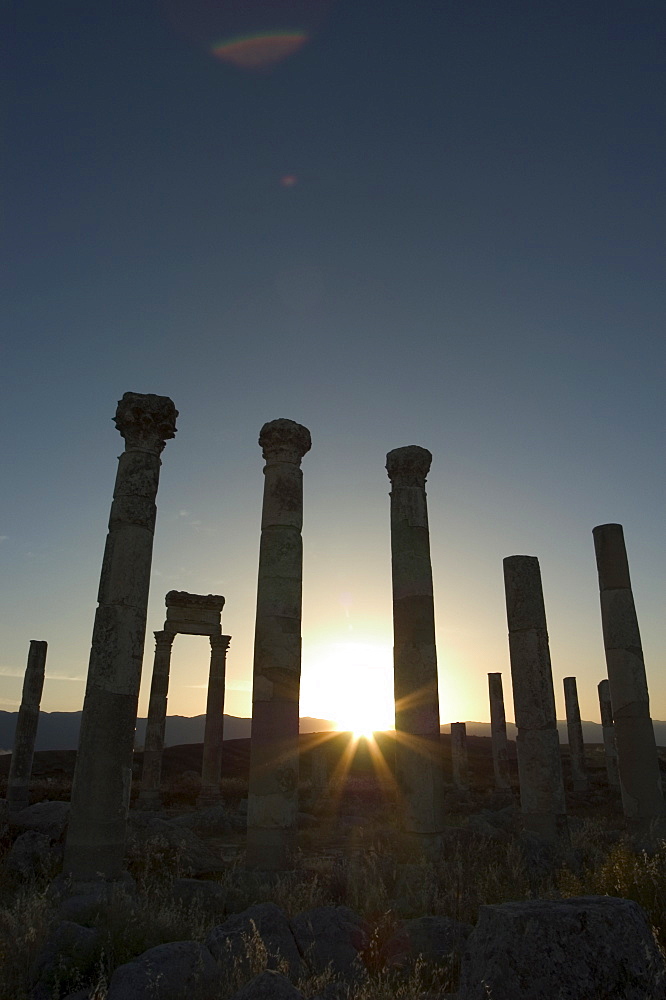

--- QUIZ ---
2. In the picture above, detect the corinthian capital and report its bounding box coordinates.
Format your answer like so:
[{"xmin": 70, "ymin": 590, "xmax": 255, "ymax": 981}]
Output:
[
  {"xmin": 259, "ymin": 418, "xmax": 311, "ymax": 465},
  {"xmin": 386, "ymin": 445, "xmax": 432, "ymax": 488},
  {"xmin": 114, "ymin": 392, "xmax": 178, "ymax": 455}
]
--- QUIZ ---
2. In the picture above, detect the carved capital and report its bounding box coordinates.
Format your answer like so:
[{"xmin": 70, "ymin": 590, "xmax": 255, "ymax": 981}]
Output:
[
  {"xmin": 154, "ymin": 630, "xmax": 175, "ymax": 648},
  {"xmin": 210, "ymin": 634, "xmax": 231, "ymax": 652},
  {"xmin": 114, "ymin": 392, "xmax": 178, "ymax": 455},
  {"xmin": 386, "ymin": 445, "xmax": 432, "ymax": 488},
  {"xmin": 259, "ymin": 419, "xmax": 311, "ymax": 465}
]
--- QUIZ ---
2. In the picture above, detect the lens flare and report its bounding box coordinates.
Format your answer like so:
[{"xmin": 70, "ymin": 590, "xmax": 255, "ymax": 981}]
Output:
[{"xmin": 212, "ymin": 31, "xmax": 308, "ymax": 69}]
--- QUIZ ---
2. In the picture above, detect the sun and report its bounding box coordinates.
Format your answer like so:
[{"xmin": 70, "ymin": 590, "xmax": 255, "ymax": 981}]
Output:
[{"xmin": 300, "ymin": 640, "xmax": 395, "ymax": 735}]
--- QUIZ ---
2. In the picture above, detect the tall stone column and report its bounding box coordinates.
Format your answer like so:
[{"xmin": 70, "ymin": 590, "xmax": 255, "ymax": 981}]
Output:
[
  {"xmin": 488, "ymin": 672, "xmax": 511, "ymax": 790},
  {"xmin": 593, "ymin": 524, "xmax": 664, "ymax": 833},
  {"xmin": 6, "ymin": 640, "xmax": 47, "ymax": 812},
  {"xmin": 199, "ymin": 633, "xmax": 231, "ymax": 806},
  {"xmin": 503, "ymin": 556, "xmax": 568, "ymax": 844},
  {"xmin": 137, "ymin": 631, "xmax": 175, "ymax": 809},
  {"xmin": 451, "ymin": 722, "xmax": 469, "ymax": 790},
  {"xmin": 63, "ymin": 392, "xmax": 177, "ymax": 883},
  {"xmin": 597, "ymin": 679, "xmax": 620, "ymax": 789},
  {"xmin": 386, "ymin": 446, "xmax": 444, "ymax": 846},
  {"xmin": 246, "ymin": 418, "xmax": 311, "ymax": 870},
  {"xmin": 563, "ymin": 677, "xmax": 588, "ymax": 793}
]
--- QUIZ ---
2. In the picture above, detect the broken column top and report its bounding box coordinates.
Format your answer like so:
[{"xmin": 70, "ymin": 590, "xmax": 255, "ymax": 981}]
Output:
[
  {"xmin": 503, "ymin": 555, "xmax": 547, "ymax": 631},
  {"xmin": 114, "ymin": 392, "xmax": 178, "ymax": 454},
  {"xmin": 259, "ymin": 419, "xmax": 311, "ymax": 464},
  {"xmin": 386, "ymin": 445, "xmax": 432, "ymax": 486},
  {"xmin": 164, "ymin": 591, "xmax": 225, "ymax": 636},
  {"xmin": 593, "ymin": 523, "xmax": 631, "ymax": 591}
]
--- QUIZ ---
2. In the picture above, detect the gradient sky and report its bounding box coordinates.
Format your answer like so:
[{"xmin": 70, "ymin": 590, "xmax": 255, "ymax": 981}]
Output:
[{"xmin": 2, "ymin": 0, "xmax": 664, "ymax": 733}]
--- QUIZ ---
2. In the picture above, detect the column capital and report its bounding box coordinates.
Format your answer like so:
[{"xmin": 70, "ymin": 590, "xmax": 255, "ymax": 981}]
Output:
[
  {"xmin": 210, "ymin": 634, "xmax": 231, "ymax": 651},
  {"xmin": 386, "ymin": 445, "xmax": 432, "ymax": 488},
  {"xmin": 114, "ymin": 392, "xmax": 178, "ymax": 455},
  {"xmin": 259, "ymin": 419, "xmax": 311, "ymax": 465},
  {"xmin": 154, "ymin": 630, "xmax": 175, "ymax": 648}
]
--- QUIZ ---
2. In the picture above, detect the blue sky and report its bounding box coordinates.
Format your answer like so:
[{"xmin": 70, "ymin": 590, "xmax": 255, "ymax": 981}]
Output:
[{"xmin": 1, "ymin": 0, "xmax": 664, "ymax": 729}]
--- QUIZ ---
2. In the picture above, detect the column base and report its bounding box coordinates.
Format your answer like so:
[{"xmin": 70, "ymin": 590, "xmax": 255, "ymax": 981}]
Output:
[{"xmin": 245, "ymin": 826, "xmax": 296, "ymax": 871}]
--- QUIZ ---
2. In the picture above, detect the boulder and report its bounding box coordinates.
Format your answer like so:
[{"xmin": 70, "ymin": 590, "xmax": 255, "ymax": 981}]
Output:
[
  {"xmin": 290, "ymin": 905, "xmax": 367, "ymax": 976},
  {"xmin": 206, "ymin": 902, "xmax": 303, "ymax": 979},
  {"xmin": 107, "ymin": 940, "xmax": 219, "ymax": 1000},
  {"xmin": 228, "ymin": 970, "xmax": 305, "ymax": 999},
  {"xmin": 3, "ymin": 830, "xmax": 56, "ymax": 882},
  {"xmin": 459, "ymin": 895, "xmax": 666, "ymax": 1000},
  {"xmin": 30, "ymin": 920, "xmax": 99, "ymax": 996},
  {"xmin": 10, "ymin": 800, "xmax": 70, "ymax": 840}
]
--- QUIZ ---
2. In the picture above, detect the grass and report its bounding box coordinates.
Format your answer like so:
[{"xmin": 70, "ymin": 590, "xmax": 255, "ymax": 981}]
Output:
[{"xmin": 2, "ymin": 810, "xmax": 665, "ymax": 1000}]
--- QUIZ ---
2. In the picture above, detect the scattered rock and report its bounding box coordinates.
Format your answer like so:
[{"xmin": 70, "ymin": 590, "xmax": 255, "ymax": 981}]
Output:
[
  {"xmin": 291, "ymin": 905, "xmax": 367, "ymax": 976},
  {"xmin": 30, "ymin": 921, "xmax": 99, "ymax": 998},
  {"xmin": 3, "ymin": 830, "xmax": 56, "ymax": 883},
  {"xmin": 10, "ymin": 800, "xmax": 70, "ymax": 840},
  {"xmin": 107, "ymin": 940, "xmax": 219, "ymax": 1000},
  {"xmin": 170, "ymin": 805, "xmax": 233, "ymax": 834},
  {"xmin": 127, "ymin": 817, "xmax": 224, "ymax": 877},
  {"xmin": 386, "ymin": 914, "xmax": 472, "ymax": 967},
  {"xmin": 458, "ymin": 895, "xmax": 666, "ymax": 1000},
  {"xmin": 206, "ymin": 902, "xmax": 303, "ymax": 979},
  {"xmin": 228, "ymin": 969, "xmax": 305, "ymax": 999}
]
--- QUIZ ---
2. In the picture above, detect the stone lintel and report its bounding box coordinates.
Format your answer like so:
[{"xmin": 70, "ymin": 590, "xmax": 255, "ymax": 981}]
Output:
[{"xmin": 165, "ymin": 591, "xmax": 225, "ymax": 612}]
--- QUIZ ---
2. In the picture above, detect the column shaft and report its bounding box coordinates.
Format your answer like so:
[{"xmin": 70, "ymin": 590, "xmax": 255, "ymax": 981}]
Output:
[
  {"xmin": 386, "ymin": 446, "xmax": 444, "ymax": 841},
  {"xmin": 488, "ymin": 672, "xmax": 511, "ymax": 790},
  {"xmin": 593, "ymin": 524, "xmax": 664, "ymax": 832},
  {"xmin": 199, "ymin": 634, "xmax": 231, "ymax": 803},
  {"xmin": 597, "ymin": 679, "xmax": 620, "ymax": 789},
  {"xmin": 503, "ymin": 556, "xmax": 568, "ymax": 844},
  {"xmin": 451, "ymin": 722, "xmax": 469, "ymax": 790},
  {"xmin": 7, "ymin": 640, "xmax": 47, "ymax": 812},
  {"xmin": 246, "ymin": 419, "xmax": 311, "ymax": 870},
  {"xmin": 63, "ymin": 392, "xmax": 177, "ymax": 882},
  {"xmin": 137, "ymin": 631, "xmax": 174, "ymax": 809},
  {"xmin": 563, "ymin": 677, "xmax": 588, "ymax": 793}
]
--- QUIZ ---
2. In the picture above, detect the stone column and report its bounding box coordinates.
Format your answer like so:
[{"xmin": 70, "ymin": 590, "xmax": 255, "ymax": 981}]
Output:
[
  {"xmin": 310, "ymin": 744, "xmax": 329, "ymax": 800},
  {"xmin": 137, "ymin": 631, "xmax": 175, "ymax": 809},
  {"xmin": 488, "ymin": 672, "xmax": 511, "ymax": 790},
  {"xmin": 563, "ymin": 676, "xmax": 588, "ymax": 793},
  {"xmin": 246, "ymin": 419, "xmax": 311, "ymax": 870},
  {"xmin": 386, "ymin": 446, "xmax": 444, "ymax": 846},
  {"xmin": 597, "ymin": 678, "xmax": 620, "ymax": 789},
  {"xmin": 6, "ymin": 640, "xmax": 47, "ymax": 812},
  {"xmin": 593, "ymin": 524, "xmax": 664, "ymax": 833},
  {"xmin": 451, "ymin": 722, "xmax": 469, "ymax": 790},
  {"xmin": 63, "ymin": 392, "xmax": 177, "ymax": 883},
  {"xmin": 198, "ymin": 634, "xmax": 231, "ymax": 806},
  {"xmin": 503, "ymin": 556, "xmax": 568, "ymax": 844}
]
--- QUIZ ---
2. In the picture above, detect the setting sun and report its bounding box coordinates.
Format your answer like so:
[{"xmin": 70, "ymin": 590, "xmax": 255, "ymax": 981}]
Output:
[{"xmin": 300, "ymin": 640, "xmax": 395, "ymax": 735}]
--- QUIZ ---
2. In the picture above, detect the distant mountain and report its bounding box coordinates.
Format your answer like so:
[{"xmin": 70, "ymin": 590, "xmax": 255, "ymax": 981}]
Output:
[
  {"xmin": 1, "ymin": 710, "xmax": 665, "ymax": 753},
  {"xmin": 0, "ymin": 711, "xmax": 337, "ymax": 752}
]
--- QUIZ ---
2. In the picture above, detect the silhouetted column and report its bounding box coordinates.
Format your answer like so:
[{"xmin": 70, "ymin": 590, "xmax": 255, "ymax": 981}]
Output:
[
  {"xmin": 137, "ymin": 631, "xmax": 175, "ymax": 809},
  {"xmin": 310, "ymin": 744, "xmax": 329, "ymax": 800},
  {"xmin": 593, "ymin": 524, "xmax": 665, "ymax": 834},
  {"xmin": 6, "ymin": 640, "xmax": 47, "ymax": 812},
  {"xmin": 246, "ymin": 419, "xmax": 311, "ymax": 869},
  {"xmin": 63, "ymin": 392, "xmax": 177, "ymax": 883},
  {"xmin": 597, "ymin": 679, "xmax": 620, "ymax": 789},
  {"xmin": 503, "ymin": 556, "xmax": 568, "ymax": 844},
  {"xmin": 198, "ymin": 633, "xmax": 231, "ymax": 806},
  {"xmin": 488, "ymin": 672, "xmax": 511, "ymax": 790},
  {"xmin": 451, "ymin": 722, "xmax": 469, "ymax": 790},
  {"xmin": 563, "ymin": 676, "xmax": 588, "ymax": 793},
  {"xmin": 386, "ymin": 446, "xmax": 444, "ymax": 846}
]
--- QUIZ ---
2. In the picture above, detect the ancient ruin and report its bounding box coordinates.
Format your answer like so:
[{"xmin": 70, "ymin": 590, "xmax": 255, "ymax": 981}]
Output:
[
  {"xmin": 593, "ymin": 523, "xmax": 665, "ymax": 834},
  {"xmin": 6, "ymin": 640, "xmax": 47, "ymax": 812},
  {"xmin": 563, "ymin": 676, "xmax": 588, "ymax": 793},
  {"xmin": 386, "ymin": 445, "xmax": 444, "ymax": 847},
  {"xmin": 62, "ymin": 392, "xmax": 177, "ymax": 883},
  {"xmin": 597, "ymin": 677, "xmax": 620, "ymax": 789},
  {"xmin": 451, "ymin": 722, "xmax": 469, "ymax": 790},
  {"xmin": 246, "ymin": 418, "xmax": 312, "ymax": 870},
  {"xmin": 503, "ymin": 555, "xmax": 569, "ymax": 844},
  {"xmin": 488, "ymin": 672, "xmax": 511, "ymax": 790},
  {"xmin": 138, "ymin": 591, "xmax": 229, "ymax": 809}
]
